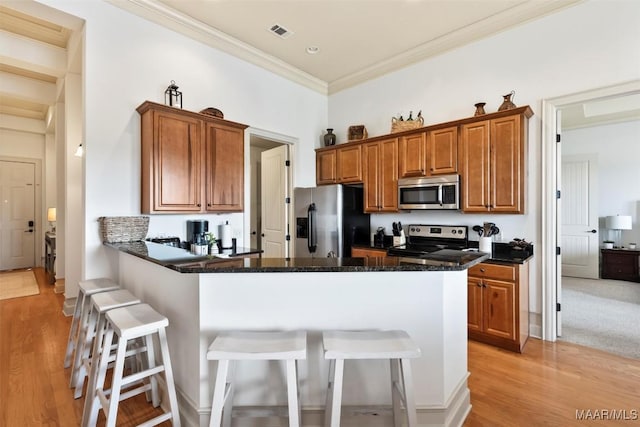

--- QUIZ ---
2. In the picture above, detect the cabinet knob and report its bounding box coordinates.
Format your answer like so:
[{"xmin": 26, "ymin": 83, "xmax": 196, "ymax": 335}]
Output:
[{"xmin": 480, "ymin": 268, "xmax": 485, "ymax": 273}]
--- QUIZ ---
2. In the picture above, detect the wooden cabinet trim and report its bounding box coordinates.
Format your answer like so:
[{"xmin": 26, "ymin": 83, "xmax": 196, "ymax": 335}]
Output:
[{"xmin": 314, "ymin": 106, "xmax": 532, "ymax": 153}]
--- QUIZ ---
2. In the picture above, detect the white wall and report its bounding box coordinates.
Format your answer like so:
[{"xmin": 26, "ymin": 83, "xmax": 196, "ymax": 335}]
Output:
[
  {"xmin": 563, "ymin": 120, "xmax": 640, "ymax": 246},
  {"xmin": 328, "ymin": 0, "xmax": 640, "ymax": 323},
  {"xmin": 0, "ymin": 128, "xmax": 45, "ymax": 158},
  {"xmin": 38, "ymin": 0, "xmax": 328, "ymax": 283}
]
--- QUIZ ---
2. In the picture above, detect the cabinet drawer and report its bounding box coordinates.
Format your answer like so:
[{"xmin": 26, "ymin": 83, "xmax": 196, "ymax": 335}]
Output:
[{"xmin": 469, "ymin": 263, "xmax": 516, "ymax": 281}]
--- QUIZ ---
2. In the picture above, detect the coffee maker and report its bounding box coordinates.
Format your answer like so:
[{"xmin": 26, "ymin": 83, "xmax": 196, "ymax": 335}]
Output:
[{"xmin": 187, "ymin": 220, "xmax": 209, "ymax": 244}]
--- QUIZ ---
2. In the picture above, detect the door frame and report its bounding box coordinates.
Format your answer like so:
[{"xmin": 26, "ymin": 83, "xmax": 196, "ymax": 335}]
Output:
[
  {"xmin": 244, "ymin": 127, "xmax": 297, "ymax": 255},
  {"xmin": 0, "ymin": 155, "xmax": 43, "ymax": 269},
  {"xmin": 541, "ymin": 80, "xmax": 640, "ymax": 341}
]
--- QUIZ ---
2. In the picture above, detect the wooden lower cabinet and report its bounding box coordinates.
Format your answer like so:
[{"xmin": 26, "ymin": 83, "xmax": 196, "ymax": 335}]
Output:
[
  {"xmin": 351, "ymin": 247, "xmax": 387, "ymax": 258},
  {"xmin": 467, "ymin": 261, "xmax": 530, "ymax": 352}
]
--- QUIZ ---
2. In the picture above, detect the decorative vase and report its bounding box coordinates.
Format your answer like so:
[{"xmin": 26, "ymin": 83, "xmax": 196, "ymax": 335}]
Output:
[
  {"xmin": 474, "ymin": 102, "xmax": 486, "ymax": 116},
  {"xmin": 323, "ymin": 128, "xmax": 336, "ymax": 146},
  {"xmin": 498, "ymin": 91, "xmax": 516, "ymax": 111}
]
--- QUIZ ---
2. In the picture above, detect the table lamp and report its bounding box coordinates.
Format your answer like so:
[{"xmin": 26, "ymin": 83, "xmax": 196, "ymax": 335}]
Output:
[
  {"xmin": 47, "ymin": 207, "xmax": 56, "ymax": 233},
  {"xmin": 605, "ymin": 215, "xmax": 632, "ymax": 248}
]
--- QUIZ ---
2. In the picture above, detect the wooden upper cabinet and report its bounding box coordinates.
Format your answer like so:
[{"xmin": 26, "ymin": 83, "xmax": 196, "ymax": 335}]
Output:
[
  {"xmin": 337, "ymin": 144, "xmax": 363, "ymax": 183},
  {"xmin": 140, "ymin": 107, "xmax": 203, "ymax": 213},
  {"xmin": 315, "ymin": 144, "xmax": 363, "ymax": 185},
  {"xmin": 205, "ymin": 122, "xmax": 244, "ymax": 212},
  {"xmin": 137, "ymin": 101, "xmax": 247, "ymax": 214},
  {"xmin": 460, "ymin": 121, "xmax": 491, "ymax": 212},
  {"xmin": 459, "ymin": 107, "xmax": 531, "ymax": 214},
  {"xmin": 316, "ymin": 149, "xmax": 337, "ymax": 185},
  {"xmin": 363, "ymin": 138, "xmax": 398, "ymax": 213},
  {"xmin": 398, "ymin": 132, "xmax": 427, "ymax": 178},
  {"xmin": 398, "ymin": 128, "xmax": 457, "ymax": 178},
  {"xmin": 490, "ymin": 115, "xmax": 523, "ymax": 213},
  {"xmin": 428, "ymin": 126, "xmax": 458, "ymax": 175}
]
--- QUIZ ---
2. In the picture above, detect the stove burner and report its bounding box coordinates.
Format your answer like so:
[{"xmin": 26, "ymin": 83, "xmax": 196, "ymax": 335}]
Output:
[{"xmin": 387, "ymin": 224, "xmax": 469, "ymax": 257}]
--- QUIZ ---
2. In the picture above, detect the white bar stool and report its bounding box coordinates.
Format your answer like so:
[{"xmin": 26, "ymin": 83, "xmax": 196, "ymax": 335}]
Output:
[
  {"xmin": 82, "ymin": 303, "xmax": 181, "ymax": 427},
  {"xmin": 72, "ymin": 289, "xmax": 142, "ymax": 399},
  {"xmin": 65, "ymin": 278, "xmax": 120, "ymax": 376},
  {"xmin": 206, "ymin": 330, "xmax": 307, "ymax": 427},
  {"xmin": 322, "ymin": 330, "xmax": 421, "ymax": 427}
]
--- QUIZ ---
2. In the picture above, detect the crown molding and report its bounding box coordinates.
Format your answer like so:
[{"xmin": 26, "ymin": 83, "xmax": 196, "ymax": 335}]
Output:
[
  {"xmin": 328, "ymin": 0, "xmax": 583, "ymax": 94},
  {"xmin": 107, "ymin": 0, "xmax": 328, "ymax": 95},
  {"xmin": 109, "ymin": 0, "xmax": 582, "ymax": 96}
]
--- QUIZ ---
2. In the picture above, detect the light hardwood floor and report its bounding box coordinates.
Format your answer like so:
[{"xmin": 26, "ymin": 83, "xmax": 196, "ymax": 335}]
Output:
[{"xmin": 1, "ymin": 268, "xmax": 639, "ymax": 426}]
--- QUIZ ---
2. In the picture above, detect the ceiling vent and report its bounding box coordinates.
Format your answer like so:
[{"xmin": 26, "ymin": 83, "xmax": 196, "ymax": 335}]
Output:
[{"xmin": 269, "ymin": 23, "xmax": 293, "ymax": 39}]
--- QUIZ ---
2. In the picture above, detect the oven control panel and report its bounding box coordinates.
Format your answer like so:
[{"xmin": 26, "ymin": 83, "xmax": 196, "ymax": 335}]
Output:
[{"xmin": 407, "ymin": 225, "xmax": 468, "ymax": 240}]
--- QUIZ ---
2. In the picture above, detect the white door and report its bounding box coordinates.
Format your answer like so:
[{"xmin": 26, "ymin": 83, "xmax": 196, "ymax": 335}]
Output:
[
  {"xmin": 561, "ymin": 154, "xmax": 599, "ymax": 279},
  {"xmin": 0, "ymin": 160, "xmax": 36, "ymax": 270},
  {"xmin": 261, "ymin": 145, "xmax": 290, "ymax": 257}
]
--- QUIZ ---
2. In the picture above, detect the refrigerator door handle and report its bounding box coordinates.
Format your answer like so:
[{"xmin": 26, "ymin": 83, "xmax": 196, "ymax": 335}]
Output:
[{"xmin": 308, "ymin": 203, "xmax": 317, "ymax": 253}]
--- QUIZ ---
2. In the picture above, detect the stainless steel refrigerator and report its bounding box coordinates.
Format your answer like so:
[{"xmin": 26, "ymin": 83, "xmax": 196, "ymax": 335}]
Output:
[{"xmin": 294, "ymin": 185, "xmax": 370, "ymax": 258}]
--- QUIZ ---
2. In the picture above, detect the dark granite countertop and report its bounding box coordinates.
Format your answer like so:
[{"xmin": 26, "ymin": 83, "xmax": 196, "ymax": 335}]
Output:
[{"xmin": 106, "ymin": 241, "xmax": 489, "ymax": 273}]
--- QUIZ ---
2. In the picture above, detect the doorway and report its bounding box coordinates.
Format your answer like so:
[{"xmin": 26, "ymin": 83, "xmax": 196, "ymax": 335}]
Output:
[
  {"xmin": 542, "ymin": 80, "xmax": 640, "ymax": 342},
  {"xmin": 0, "ymin": 160, "xmax": 37, "ymax": 270},
  {"xmin": 245, "ymin": 128, "xmax": 296, "ymax": 257}
]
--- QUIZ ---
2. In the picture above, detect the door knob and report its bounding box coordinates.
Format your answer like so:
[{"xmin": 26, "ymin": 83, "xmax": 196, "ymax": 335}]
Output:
[{"xmin": 587, "ymin": 229, "xmax": 597, "ymax": 233}]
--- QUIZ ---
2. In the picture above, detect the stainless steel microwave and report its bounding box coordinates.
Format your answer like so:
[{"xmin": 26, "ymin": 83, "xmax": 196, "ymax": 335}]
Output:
[{"xmin": 398, "ymin": 175, "xmax": 460, "ymax": 210}]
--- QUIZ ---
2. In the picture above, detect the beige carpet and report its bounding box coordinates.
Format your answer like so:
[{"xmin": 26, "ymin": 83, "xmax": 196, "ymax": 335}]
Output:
[{"xmin": 0, "ymin": 270, "xmax": 40, "ymax": 301}]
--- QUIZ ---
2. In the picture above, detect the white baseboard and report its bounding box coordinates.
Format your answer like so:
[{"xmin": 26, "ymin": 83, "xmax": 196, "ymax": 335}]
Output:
[
  {"xmin": 62, "ymin": 298, "xmax": 76, "ymax": 317},
  {"xmin": 530, "ymin": 312, "xmax": 542, "ymax": 339},
  {"xmin": 173, "ymin": 379, "xmax": 471, "ymax": 427}
]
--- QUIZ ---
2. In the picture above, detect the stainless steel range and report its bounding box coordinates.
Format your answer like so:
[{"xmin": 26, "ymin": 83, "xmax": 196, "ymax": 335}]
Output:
[{"xmin": 387, "ymin": 224, "xmax": 469, "ymax": 257}]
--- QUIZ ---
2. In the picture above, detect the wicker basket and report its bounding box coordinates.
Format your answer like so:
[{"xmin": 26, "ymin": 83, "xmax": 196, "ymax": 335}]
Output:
[
  {"xmin": 98, "ymin": 216, "xmax": 150, "ymax": 243},
  {"xmin": 391, "ymin": 116, "xmax": 424, "ymax": 133}
]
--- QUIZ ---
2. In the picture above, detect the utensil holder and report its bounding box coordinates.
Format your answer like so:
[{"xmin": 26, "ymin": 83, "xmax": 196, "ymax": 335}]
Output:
[{"xmin": 479, "ymin": 237, "xmax": 492, "ymax": 256}]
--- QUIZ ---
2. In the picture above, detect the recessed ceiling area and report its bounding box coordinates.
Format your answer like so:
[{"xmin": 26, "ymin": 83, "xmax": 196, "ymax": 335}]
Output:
[{"xmin": 561, "ymin": 93, "xmax": 640, "ymax": 130}]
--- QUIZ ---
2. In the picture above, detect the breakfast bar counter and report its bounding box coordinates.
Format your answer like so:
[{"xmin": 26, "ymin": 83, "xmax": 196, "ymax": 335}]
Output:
[{"xmin": 107, "ymin": 242, "xmax": 488, "ymax": 427}]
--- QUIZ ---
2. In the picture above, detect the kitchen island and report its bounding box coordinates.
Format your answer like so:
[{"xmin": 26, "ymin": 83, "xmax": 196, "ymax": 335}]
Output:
[{"xmin": 107, "ymin": 241, "xmax": 488, "ymax": 427}]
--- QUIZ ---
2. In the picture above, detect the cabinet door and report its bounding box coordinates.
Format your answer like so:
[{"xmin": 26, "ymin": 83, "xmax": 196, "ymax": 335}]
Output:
[
  {"xmin": 363, "ymin": 138, "xmax": 398, "ymax": 213},
  {"xmin": 460, "ymin": 121, "xmax": 490, "ymax": 212},
  {"xmin": 490, "ymin": 115, "xmax": 523, "ymax": 213},
  {"xmin": 149, "ymin": 110, "xmax": 202, "ymax": 212},
  {"xmin": 204, "ymin": 122, "xmax": 244, "ymax": 212},
  {"xmin": 316, "ymin": 149, "xmax": 337, "ymax": 185},
  {"xmin": 378, "ymin": 138, "xmax": 399, "ymax": 212},
  {"xmin": 351, "ymin": 247, "xmax": 387, "ymax": 258},
  {"xmin": 337, "ymin": 144, "xmax": 362, "ymax": 183},
  {"xmin": 483, "ymin": 280, "xmax": 516, "ymax": 340},
  {"xmin": 467, "ymin": 277, "xmax": 484, "ymax": 332},
  {"xmin": 428, "ymin": 126, "xmax": 458, "ymax": 175},
  {"xmin": 363, "ymin": 142, "xmax": 381, "ymax": 212},
  {"xmin": 398, "ymin": 132, "xmax": 427, "ymax": 178}
]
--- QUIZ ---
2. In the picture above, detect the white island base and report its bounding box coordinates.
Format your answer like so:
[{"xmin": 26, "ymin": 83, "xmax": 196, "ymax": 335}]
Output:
[{"xmin": 117, "ymin": 252, "xmax": 471, "ymax": 427}]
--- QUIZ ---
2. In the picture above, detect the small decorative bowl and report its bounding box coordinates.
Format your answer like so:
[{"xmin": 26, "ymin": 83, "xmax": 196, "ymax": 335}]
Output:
[{"xmin": 199, "ymin": 107, "xmax": 224, "ymax": 119}]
